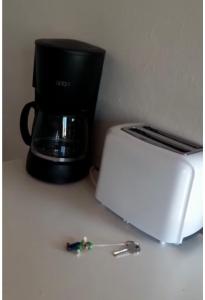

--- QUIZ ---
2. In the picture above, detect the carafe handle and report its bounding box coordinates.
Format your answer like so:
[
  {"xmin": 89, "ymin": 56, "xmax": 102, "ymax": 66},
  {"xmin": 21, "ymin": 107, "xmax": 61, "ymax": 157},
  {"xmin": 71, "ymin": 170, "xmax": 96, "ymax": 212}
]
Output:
[{"xmin": 20, "ymin": 101, "xmax": 36, "ymax": 145}]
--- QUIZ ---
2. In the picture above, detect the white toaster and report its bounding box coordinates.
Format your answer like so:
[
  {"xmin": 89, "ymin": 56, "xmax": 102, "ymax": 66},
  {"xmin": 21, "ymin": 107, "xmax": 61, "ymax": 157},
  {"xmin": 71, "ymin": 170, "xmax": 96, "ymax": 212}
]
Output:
[{"xmin": 96, "ymin": 123, "xmax": 203, "ymax": 244}]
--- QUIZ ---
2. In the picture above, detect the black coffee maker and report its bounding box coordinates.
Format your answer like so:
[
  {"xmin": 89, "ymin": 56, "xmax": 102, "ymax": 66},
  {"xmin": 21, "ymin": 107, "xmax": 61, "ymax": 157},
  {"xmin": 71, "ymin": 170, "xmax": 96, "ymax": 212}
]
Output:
[{"xmin": 20, "ymin": 39, "xmax": 105, "ymax": 183}]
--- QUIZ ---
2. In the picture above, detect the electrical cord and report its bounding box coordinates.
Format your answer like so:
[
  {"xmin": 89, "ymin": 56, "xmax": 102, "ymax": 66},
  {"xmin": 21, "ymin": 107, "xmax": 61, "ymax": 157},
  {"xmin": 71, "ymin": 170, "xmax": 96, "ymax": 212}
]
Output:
[{"xmin": 89, "ymin": 166, "xmax": 99, "ymax": 187}]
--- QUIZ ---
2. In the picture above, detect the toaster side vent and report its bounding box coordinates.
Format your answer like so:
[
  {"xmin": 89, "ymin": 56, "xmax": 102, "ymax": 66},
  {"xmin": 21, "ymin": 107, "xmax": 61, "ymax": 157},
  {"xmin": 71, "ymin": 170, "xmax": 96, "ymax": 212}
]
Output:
[{"xmin": 122, "ymin": 125, "xmax": 202, "ymax": 154}]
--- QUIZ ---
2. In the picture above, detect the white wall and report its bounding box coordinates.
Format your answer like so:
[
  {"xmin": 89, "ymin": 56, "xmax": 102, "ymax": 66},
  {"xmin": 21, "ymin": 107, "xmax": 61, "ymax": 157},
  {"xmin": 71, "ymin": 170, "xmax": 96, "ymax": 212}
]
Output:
[{"xmin": 3, "ymin": 0, "xmax": 202, "ymax": 165}]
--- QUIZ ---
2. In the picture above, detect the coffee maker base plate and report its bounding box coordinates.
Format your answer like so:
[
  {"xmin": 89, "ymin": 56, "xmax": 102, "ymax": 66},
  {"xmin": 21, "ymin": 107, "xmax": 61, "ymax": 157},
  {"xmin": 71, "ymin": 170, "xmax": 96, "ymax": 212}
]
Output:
[{"xmin": 26, "ymin": 151, "xmax": 90, "ymax": 184}]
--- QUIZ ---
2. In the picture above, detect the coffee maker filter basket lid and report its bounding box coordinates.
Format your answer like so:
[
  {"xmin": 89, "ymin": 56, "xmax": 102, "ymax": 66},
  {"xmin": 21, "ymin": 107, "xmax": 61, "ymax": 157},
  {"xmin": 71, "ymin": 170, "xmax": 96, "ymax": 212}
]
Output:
[
  {"xmin": 35, "ymin": 39, "xmax": 105, "ymax": 55},
  {"xmin": 32, "ymin": 39, "xmax": 106, "ymax": 111}
]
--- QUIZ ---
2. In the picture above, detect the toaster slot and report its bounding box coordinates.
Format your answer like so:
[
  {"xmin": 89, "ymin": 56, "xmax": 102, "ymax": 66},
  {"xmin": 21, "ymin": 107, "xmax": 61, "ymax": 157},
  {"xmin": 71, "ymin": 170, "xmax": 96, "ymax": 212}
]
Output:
[
  {"xmin": 143, "ymin": 126, "xmax": 201, "ymax": 149},
  {"xmin": 122, "ymin": 126, "xmax": 202, "ymax": 154}
]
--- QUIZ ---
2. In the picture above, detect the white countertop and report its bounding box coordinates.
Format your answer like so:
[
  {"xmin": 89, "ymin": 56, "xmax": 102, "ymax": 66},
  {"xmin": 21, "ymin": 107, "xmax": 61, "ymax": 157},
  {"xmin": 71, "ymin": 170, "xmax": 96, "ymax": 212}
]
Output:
[{"xmin": 3, "ymin": 160, "xmax": 203, "ymax": 300}]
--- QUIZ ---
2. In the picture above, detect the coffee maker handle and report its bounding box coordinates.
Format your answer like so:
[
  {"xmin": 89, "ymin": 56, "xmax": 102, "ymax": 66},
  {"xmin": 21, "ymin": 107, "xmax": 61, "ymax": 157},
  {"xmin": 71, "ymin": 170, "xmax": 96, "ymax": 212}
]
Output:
[{"xmin": 20, "ymin": 101, "xmax": 36, "ymax": 145}]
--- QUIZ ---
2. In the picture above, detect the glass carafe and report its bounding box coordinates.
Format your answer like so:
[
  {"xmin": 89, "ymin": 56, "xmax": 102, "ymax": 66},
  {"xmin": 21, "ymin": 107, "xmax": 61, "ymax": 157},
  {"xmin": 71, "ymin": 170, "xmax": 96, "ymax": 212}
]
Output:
[{"xmin": 20, "ymin": 102, "xmax": 88, "ymax": 163}]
